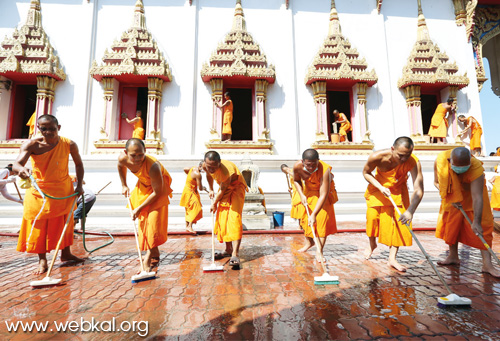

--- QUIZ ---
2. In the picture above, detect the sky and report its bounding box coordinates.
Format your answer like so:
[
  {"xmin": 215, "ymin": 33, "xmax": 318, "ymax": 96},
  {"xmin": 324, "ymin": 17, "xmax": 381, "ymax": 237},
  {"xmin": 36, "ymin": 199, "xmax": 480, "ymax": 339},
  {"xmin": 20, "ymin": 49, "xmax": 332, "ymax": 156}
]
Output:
[{"xmin": 479, "ymin": 58, "xmax": 500, "ymax": 155}]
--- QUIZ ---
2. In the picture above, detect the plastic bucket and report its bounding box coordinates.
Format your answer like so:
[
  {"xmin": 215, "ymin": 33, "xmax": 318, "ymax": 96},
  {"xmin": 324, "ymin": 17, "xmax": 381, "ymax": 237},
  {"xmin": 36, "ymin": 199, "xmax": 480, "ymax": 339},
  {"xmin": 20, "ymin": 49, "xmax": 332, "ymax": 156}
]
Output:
[
  {"xmin": 330, "ymin": 133, "xmax": 340, "ymax": 143},
  {"xmin": 273, "ymin": 211, "xmax": 285, "ymax": 227}
]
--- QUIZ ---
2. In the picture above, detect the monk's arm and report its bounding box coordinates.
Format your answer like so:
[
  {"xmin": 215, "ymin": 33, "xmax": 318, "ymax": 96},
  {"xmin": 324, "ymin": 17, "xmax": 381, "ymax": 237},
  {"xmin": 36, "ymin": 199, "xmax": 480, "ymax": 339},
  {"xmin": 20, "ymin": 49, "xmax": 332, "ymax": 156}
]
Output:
[
  {"xmin": 117, "ymin": 153, "xmax": 130, "ymax": 196},
  {"xmin": 433, "ymin": 160, "xmax": 439, "ymax": 190},
  {"xmin": 400, "ymin": 162, "xmax": 424, "ymax": 224},
  {"xmin": 214, "ymin": 173, "xmax": 238, "ymax": 205},
  {"xmin": 470, "ymin": 174, "xmax": 485, "ymax": 235},
  {"xmin": 311, "ymin": 169, "xmax": 330, "ymax": 218},
  {"xmin": 195, "ymin": 171, "xmax": 207, "ymax": 192},
  {"xmin": 183, "ymin": 167, "xmax": 190, "ymax": 175},
  {"xmin": 133, "ymin": 163, "xmax": 163, "ymax": 217},
  {"xmin": 363, "ymin": 153, "xmax": 390, "ymax": 197},
  {"xmin": 204, "ymin": 166, "xmax": 215, "ymax": 199},
  {"xmin": 125, "ymin": 117, "xmax": 139, "ymax": 124},
  {"xmin": 293, "ymin": 162, "xmax": 307, "ymax": 206},
  {"xmin": 70, "ymin": 141, "xmax": 84, "ymax": 195},
  {"xmin": 13, "ymin": 141, "xmax": 34, "ymax": 178}
]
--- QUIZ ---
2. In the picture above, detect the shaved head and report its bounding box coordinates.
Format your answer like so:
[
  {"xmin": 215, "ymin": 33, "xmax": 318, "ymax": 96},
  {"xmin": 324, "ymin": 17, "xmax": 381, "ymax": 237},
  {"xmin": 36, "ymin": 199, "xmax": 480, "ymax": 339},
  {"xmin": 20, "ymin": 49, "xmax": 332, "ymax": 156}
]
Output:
[
  {"xmin": 125, "ymin": 138, "xmax": 145, "ymax": 151},
  {"xmin": 393, "ymin": 136, "xmax": 414, "ymax": 150},
  {"xmin": 302, "ymin": 149, "xmax": 319, "ymax": 161},
  {"xmin": 204, "ymin": 150, "xmax": 221, "ymax": 162},
  {"xmin": 38, "ymin": 114, "xmax": 58, "ymax": 125},
  {"xmin": 451, "ymin": 147, "xmax": 471, "ymax": 165}
]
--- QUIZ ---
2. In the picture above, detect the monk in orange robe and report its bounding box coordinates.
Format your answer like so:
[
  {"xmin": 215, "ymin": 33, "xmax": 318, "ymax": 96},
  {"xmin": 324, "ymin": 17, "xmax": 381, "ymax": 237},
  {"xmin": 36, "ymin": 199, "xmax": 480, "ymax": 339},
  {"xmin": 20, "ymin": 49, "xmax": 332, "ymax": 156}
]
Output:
[
  {"xmin": 180, "ymin": 162, "xmax": 207, "ymax": 234},
  {"xmin": 203, "ymin": 151, "xmax": 247, "ymax": 268},
  {"xmin": 118, "ymin": 138, "xmax": 172, "ymax": 271},
  {"xmin": 26, "ymin": 111, "xmax": 36, "ymax": 138},
  {"xmin": 215, "ymin": 92, "xmax": 233, "ymax": 141},
  {"xmin": 125, "ymin": 110, "xmax": 145, "ymax": 140},
  {"xmin": 281, "ymin": 164, "xmax": 304, "ymax": 221},
  {"xmin": 428, "ymin": 98, "xmax": 455, "ymax": 143},
  {"xmin": 293, "ymin": 149, "xmax": 337, "ymax": 262},
  {"xmin": 489, "ymin": 168, "xmax": 500, "ymax": 212},
  {"xmin": 434, "ymin": 147, "xmax": 500, "ymax": 277},
  {"xmin": 333, "ymin": 110, "xmax": 352, "ymax": 142},
  {"xmin": 363, "ymin": 136, "xmax": 424, "ymax": 272},
  {"xmin": 457, "ymin": 115, "xmax": 482, "ymax": 157},
  {"xmin": 14, "ymin": 114, "xmax": 85, "ymax": 275}
]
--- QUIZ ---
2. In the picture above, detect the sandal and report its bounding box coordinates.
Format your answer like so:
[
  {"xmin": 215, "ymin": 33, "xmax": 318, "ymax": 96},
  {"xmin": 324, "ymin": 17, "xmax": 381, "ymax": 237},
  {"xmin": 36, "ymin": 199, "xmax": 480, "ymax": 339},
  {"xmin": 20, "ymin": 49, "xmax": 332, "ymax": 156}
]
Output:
[
  {"xmin": 229, "ymin": 256, "xmax": 240, "ymax": 267},
  {"xmin": 214, "ymin": 252, "xmax": 231, "ymax": 260}
]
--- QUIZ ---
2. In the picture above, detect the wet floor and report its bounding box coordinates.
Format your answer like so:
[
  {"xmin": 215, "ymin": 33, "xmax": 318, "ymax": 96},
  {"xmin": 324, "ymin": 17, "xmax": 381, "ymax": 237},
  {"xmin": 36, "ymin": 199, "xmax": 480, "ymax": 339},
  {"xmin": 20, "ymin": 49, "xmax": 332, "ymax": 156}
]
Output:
[{"xmin": 0, "ymin": 231, "xmax": 499, "ymax": 340}]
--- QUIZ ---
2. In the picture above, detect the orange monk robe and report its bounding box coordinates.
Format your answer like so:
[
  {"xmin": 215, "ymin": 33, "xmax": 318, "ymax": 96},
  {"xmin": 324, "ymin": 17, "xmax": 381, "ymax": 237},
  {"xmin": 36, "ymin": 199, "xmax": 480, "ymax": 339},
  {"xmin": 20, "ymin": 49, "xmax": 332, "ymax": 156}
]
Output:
[
  {"xmin": 435, "ymin": 150, "xmax": 494, "ymax": 249},
  {"xmin": 222, "ymin": 102, "xmax": 233, "ymax": 135},
  {"xmin": 299, "ymin": 160, "xmax": 337, "ymax": 238},
  {"xmin": 364, "ymin": 154, "xmax": 418, "ymax": 247},
  {"xmin": 26, "ymin": 112, "xmax": 36, "ymax": 136},
  {"xmin": 180, "ymin": 167, "xmax": 203, "ymax": 224},
  {"xmin": 17, "ymin": 137, "xmax": 75, "ymax": 253},
  {"xmin": 466, "ymin": 116, "xmax": 482, "ymax": 150},
  {"xmin": 288, "ymin": 174, "xmax": 304, "ymax": 220},
  {"xmin": 212, "ymin": 160, "xmax": 247, "ymax": 242},
  {"xmin": 258, "ymin": 187, "xmax": 267, "ymax": 214},
  {"xmin": 338, "ymin": 113, "xmax": 352, "ymax": 142},
  {"xmin": 491, "ymin": 176, "xmax": 500, "ymax": 211},
  {"xmin": 428, "ymin": 104, "xmax": 449, "ymax": 138},
  {"xmin": 129, "ymin": 155, "xmax": 172, "ymax": 251},
  {"xmin": 132, "ymin": 118, "xmax": 145, "ymax": 140}
]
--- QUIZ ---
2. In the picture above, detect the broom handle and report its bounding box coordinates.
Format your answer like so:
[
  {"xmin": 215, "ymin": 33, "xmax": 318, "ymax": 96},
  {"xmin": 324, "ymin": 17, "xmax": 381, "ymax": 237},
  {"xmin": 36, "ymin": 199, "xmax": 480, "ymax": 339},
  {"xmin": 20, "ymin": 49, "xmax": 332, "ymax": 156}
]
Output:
[
  {"xmin": 211, "ymin": 198, "xmax": 216, "ymax": 265},
  {"xmin": 458, "ymin": 206, "xmax": 500, "ymax": 266},
  {"xmin": 96, "ymin": 181, "xmax": 112, "ymax": 195},
  {"xmin": 127, "ymin": 196, "xmax": 146, "ymax": 272},
  {"xmin": 14, "ymin": 182, "xmax": 22, "ymax": 201},
  {"xmin": 305, "ymin": 204, "xmax": 329, "ymax": 275},
  {"xmin": 45, "ymin": 197, "xmax": 78, "ymax": 277},
  {"xmin": 388, "ymin": 196, "xmax": 453, "ymax": 295}
]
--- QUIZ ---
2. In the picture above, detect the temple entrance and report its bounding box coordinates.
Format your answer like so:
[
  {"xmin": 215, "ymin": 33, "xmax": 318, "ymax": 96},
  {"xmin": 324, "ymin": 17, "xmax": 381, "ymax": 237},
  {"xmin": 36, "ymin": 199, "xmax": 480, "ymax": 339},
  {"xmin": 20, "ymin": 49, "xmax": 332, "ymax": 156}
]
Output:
[
  {"xmin": 9, "ymin": 84, "xmax": 37, "ymax": 139},
  {"xmin": 327, "ymin": 90, "xmax": 352, "ymax": 141},
  {"xmin": 227, "ymin": 88, "xmax": 252, "ymax": 141},
  {"xmin": 118, "ymin": 86, "xmax": 148, "ymax": 140},
  {"xmin": 421, "ymin": 94, "xmax": 438, "ymax": 136}
]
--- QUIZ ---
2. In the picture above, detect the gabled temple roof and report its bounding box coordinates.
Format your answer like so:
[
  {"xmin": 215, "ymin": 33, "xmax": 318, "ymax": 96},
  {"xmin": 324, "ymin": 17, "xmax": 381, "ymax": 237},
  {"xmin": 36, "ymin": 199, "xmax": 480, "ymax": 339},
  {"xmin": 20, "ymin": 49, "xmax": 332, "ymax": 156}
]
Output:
[
  {"xmin": 305, "ymin": 1, "xmax": 377, "ymax": 87},
  {"xmin": 90, "ymin": 0, "xmax": 172, "ymax": 83},
  {"xmin": 0, "ymin": 0, "xmax": 66, "ymax": 82},
  {"xmin": 398, "ymin": 0, "xmax": 469, "ymax": 90},
  {"xmin": 200, "ymin": 0, "xmax": 275, "ymax": 83}
]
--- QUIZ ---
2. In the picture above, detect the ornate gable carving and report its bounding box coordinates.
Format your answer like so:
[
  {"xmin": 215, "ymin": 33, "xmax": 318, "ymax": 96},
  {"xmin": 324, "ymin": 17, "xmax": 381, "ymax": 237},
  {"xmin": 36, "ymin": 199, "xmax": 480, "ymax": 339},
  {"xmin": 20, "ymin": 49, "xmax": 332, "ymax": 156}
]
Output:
[
  {"xmin": 200, "ymin": 0, "xmax": 275, "ymax": 83},
  {"xmin": 90, "ymin": 0, "xmax": 172, "ymax": 82},
  {"xmin": 0, "ymin": 0, "xmax": 65, "ymax": 81},
  {"xmin": 398, "ymin": 1, "xmax": 469, "ymax": 89},
  {"xmin": 305, "ymin": 1, "xmax": 377, "ymax": 87}
]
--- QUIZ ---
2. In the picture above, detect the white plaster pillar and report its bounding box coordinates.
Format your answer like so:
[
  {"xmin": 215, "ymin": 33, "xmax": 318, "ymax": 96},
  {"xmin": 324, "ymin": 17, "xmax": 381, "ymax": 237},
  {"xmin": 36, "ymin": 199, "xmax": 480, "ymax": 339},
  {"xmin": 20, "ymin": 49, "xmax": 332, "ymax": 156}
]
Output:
[
  {"xmin": 255, "ymin": 79, "xmax": 270, "ymax": 142},
  {"xmin": 35, "ymin": 76, "xmax": 56, "ymax": 135},
  {"xmin": 210, "ymin": 78, "xmax": 223, "ymax": 141},
  {"xmin": 404, "ymin": 85, "xmax": 425, "ymax": 143},
  {"xmin": 311, "ymin": 81, "xmax": 328, "ymax": 142},
  {"xmin": 0, "ymin": 77, "xmax": 12, "ymax": 139},
  {"xmin": 99, "ymin": 77, "xmax": 114, "ymax": 140},
  {"xmin": 356, "ymin": 82, "xmax": 371, "ymax": 143},
  {"xmin": 147, "ymin": 77, "xmax": 163, "ymax": 141}
]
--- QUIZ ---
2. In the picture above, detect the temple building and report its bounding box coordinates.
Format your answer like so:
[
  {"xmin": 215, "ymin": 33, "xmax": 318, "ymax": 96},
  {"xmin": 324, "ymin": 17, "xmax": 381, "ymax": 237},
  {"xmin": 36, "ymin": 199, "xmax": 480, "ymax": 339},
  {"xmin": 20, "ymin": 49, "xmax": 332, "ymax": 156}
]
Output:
[{"xmin": 0, "ymin": 0, "xmax": 499, "ymax": 225}]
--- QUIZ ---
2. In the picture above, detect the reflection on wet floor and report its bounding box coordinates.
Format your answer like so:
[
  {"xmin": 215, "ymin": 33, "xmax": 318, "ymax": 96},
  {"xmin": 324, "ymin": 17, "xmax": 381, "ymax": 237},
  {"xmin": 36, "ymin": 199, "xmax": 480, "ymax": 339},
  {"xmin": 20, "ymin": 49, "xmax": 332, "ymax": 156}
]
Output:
[{"xmin": 0, "ymin": 231, "xmax": 499, "ymax": 340}]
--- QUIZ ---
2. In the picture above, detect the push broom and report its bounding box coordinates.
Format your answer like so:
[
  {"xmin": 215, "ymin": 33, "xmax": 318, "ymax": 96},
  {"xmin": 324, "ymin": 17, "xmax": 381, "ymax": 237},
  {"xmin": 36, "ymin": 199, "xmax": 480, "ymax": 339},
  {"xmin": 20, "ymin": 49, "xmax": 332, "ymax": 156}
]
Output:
[
  {"xmin": 458, "ymin": 206, "xmax": 500, "ymax": 266},
  {"xmin": 127, "ymin": 196, "xmax": 156, "ymax": 283},
  {"xmin": 388, "ymin": 196, "xmax": 471, "ymax": 306},
  {"xmin": 305, "ymin": 205, "xmax": 339, "ymax": 285},
  {"xmin": 203, "ymin": 198, "xmax": 224, "ymax": 272},
  {"xmin": 30, "ymin": 196, "xmax": 79, "ymax": 288}
]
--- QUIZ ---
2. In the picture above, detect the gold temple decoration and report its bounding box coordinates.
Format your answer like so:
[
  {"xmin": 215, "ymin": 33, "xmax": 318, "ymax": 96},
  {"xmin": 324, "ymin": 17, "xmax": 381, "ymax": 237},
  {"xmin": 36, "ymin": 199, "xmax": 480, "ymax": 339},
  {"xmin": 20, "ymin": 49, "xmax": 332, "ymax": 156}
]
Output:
[
  {"xmin": 452, "ymin": 0, "xmax": 478, "ymax": 41},
  {"xmin": 0, "ymin": 0, "xmax": 66, "ymax": 82},
  {"xmin": 376, "ymin": 0, "xmax": 383, "ymax": 14}
]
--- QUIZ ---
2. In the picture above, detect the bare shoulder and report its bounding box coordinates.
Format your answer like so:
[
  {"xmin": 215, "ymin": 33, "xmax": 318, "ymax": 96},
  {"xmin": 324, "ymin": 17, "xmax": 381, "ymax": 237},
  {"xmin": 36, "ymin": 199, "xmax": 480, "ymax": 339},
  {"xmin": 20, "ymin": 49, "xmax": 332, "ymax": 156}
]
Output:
[
  {"xmin": 191, "ymin": 167, "xmax": 201, "ymax": 178},
  {"xmin": 292, "ymin": 160, "xmax": 302, "ymax": 171},
  {"xmin": 367, "ymin": 149, "xmax": 389, "ymax": 164},
  {"xmin": 117, "ymin": 151, "xmax": 128, "ymax": 164},
  {"xmin": 20, "ymin": 138, "xmax": 40, "ymax": 151}
]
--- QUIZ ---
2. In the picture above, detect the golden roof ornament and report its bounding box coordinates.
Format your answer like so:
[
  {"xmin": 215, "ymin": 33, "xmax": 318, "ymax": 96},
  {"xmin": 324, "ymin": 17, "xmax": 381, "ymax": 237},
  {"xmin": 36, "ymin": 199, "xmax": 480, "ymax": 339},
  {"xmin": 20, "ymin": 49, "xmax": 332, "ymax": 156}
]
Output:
[
  {"xmin": 305, "ymin": 0, "xmax": 377, "ymax": 86},
  {"xmin": 0, "ymin": 0, "xmax": 66, "ymax": 81},
  {"xmin": 398, "ymin": 0, "xmax": 469, "ymax": 89},
  {"xmin": 200, "ymin": 0, "xmax": 275, "ymax": 83},
  {"xmin": 90, "ymin": 0, "xmax": 172, "ymax": 82}
]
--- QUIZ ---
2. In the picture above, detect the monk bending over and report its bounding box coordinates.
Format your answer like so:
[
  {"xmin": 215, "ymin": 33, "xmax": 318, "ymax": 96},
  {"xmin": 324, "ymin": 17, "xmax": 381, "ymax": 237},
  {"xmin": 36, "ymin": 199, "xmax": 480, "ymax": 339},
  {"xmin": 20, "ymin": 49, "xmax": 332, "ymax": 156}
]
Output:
[
  {"xmin": 118, "ymin": 138, "xmax": 172, "ymax": 272},
  {"xmin": 434, "ymin": 147, "xmax": 500, "ymax": 277},
  {"xmin": 14, "ymin": 115, "xmax": 85, "ymax": 275},
  {"xmin": 363, "ymin": 136, "xmax": 424, "ymax": 272},
  {"xmin": 457, "ymin": 115, "xmax": 483, "ymax": 157},
  {"xmin": 203, "ymin": 151, "xmax": 247, "ymax": 268},
  {"xmin": 180, "ymin": 162, "xmax": 207, "ymax": 234},
  {"xmin": 293, "ymin": 149, "xmax": 337, "ymax": 263},
  {"xmin": 281, "ymin": 164, "xmax": 304, "ymax": 221}
]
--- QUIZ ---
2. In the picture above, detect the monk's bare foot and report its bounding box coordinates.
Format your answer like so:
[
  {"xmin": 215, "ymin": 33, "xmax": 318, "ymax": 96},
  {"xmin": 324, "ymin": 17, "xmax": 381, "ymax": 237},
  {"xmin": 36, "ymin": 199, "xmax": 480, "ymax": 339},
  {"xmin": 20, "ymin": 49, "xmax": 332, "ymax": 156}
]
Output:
[
  {"xmin": 315, "ymin": 252, "xmax": 326, "ymax": 263},
  {"xmin": 364, "ymin": 245, "xmax": 378, "ymax": 260},
  {"xmin": 437, "ymin": 255, "xmax": 460, "ymax": 266},
  {"xmin": 33, "ymin": 259, "xmax": 48, "ymax": 275},
  {"xmin": 298, "ymin": 240, "xmax": 315, "ymax": 253},
  {"xmin": 186, "ymin": 226, "xmax": 197, "ymax": 235},
  {"xmin": 60, "ymin": 253, "xmax": 85, "ymax": 263},
  {"xmin": 389, "ymin": 259, "xmax": 407, "ymax": 272},
  {"xmin": 482, "ymin": 266, "xmax": 500, "ymax": 278}
]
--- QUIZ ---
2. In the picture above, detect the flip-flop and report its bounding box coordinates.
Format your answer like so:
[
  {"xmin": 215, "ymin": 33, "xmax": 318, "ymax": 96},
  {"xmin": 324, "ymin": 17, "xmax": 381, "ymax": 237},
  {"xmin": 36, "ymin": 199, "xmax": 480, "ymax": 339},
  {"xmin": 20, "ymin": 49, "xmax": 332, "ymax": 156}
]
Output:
[
  {"xmin": 214, "ymin": 252, "xmax": 231, "ymax": 260},
  {"xmin": 229, "ymin": 256, "xmax": 240, "ymax": 267}
]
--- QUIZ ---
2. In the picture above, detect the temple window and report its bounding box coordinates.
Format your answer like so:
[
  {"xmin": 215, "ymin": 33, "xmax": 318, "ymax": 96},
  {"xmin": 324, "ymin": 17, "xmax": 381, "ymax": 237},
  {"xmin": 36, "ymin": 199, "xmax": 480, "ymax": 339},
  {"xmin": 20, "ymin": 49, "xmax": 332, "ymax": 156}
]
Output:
[
  {"xmin": 8, "ymin": 84, "xmax": 37, "ymax": 139},
  {"xmin": 90, "ymin": 0, "xmax": 171, "ymax": 154},
  {"xmin": 227, "ymin": 87, "xmax": 253, "ymax": 141},
  {"xmin": 327, "ymin": 90, "xmax": 352, "ymax": 141},
  {"xmin": 420, "ymin": 93, "xmax": 439, "ymax": 141}
]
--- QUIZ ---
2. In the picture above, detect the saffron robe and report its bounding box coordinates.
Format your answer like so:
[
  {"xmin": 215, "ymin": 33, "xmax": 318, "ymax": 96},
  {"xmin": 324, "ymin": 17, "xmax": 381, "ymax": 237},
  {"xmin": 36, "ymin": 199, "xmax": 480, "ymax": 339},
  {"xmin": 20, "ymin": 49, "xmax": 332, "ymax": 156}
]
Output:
[
  {"xmin": 491, "ymin": 176, "xmax": 500, "ymax": 211},
  {"xmin": 129, "ymin": 155, "xmax": 172, "ymax": 251},
  {"xmin": 17, "ymin": 137, "xmax": 75, "ymax": 253},
  {"xmin": 288, "ymin": 174, "xmax": 304, "ymax": 220},
  {"xmin": 132, "ymin": 118, "xmax": 145, "ymax": 140},
  {"xmin": 26, "ymin": 112, "xmax": 36, "ymax": 136},
  {"xmin": 222, "ymin": 102, "xmax": 233, "ymax": 135},
  {"xmin": 338, "ymin": 113, "xmax": 352, "ymax": 142},
  {"xmin": 364, "ymin": 154, "xmax": 419, "ymax": 247},
  {"xmin": 435, "ymin": 150, "xmax": 493, "ymax": 249},
  {"xmin": 466, "ymin": 116, "xmax": 482, "ymax": 150},
  {"xmin": 180, "ymin": 167, "xmax": 203, "ymax": 224},
  {"xmin": 212, "ymin": 160, "xmax": 247, "ymax": 242},
  {"xmin": 299, "ymin": 160, "xmax": 337, "ymax": 238},
  {"xmin": 428, "ymin": 104, "xmax": 449, "ymax": 138}
]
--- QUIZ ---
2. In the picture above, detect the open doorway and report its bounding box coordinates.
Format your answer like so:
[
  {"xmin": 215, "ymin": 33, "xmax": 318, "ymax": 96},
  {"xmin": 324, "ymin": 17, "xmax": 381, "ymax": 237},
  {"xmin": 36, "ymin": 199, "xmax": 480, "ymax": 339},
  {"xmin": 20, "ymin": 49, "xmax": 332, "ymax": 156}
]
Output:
[
  {"xmin": 9, "ymin": 84, "xmax": 37, "ymax": 139},
  {"xmin": 327, "ymin": 90, "xmax": 351, "ymax": 141},
  {"xmin": 119, "ymin": 86, "xmax": 148, "ymax": 140},
  {"xmin": 226, "ymin": 88, "xmax": 252, "ymax": 141},
  {"xmin": 421, "ymin": 94, "xmax": 438, "ymax": 136}
]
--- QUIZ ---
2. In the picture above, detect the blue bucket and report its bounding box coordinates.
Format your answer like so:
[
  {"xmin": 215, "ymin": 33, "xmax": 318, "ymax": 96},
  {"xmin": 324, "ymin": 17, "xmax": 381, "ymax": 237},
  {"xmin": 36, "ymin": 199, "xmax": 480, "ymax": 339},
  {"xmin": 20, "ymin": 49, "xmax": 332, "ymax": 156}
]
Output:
[{"xmin": 273, "ymin": 211, "xmax": 285, "ymax": 227}]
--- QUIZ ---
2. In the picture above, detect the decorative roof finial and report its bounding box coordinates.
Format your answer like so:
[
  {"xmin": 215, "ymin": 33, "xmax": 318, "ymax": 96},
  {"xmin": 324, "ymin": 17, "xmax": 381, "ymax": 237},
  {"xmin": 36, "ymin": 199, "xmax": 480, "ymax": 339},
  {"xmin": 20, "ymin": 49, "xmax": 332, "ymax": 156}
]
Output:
[
  {"xmin": 26, "ymin": 0, "xmax": 42, "ymax": 28},
  {"xmin": 232, "ymin": 0, "xmax": 246, "ymax": 31},
  {"xmin": 416, "ymin": 0, "xmax": 430, "ymax": 41},
  {"xmin": 132, "ymin": 0, "xmax": 147, "ymax": 30},
  {"xmin": 328, "ymin": 0, "xmax": 341, "ymax": 36}
]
